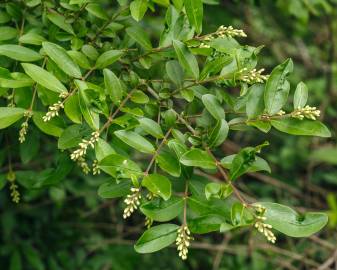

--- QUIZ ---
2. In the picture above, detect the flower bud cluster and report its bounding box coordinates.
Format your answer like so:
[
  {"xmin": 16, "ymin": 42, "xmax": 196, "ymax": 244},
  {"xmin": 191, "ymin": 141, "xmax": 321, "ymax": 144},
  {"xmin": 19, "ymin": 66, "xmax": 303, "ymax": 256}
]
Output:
[
  {"xmin": 239, "ymin": 68, "xmax": 269, "ymax": 84},
  {"xmin": 291, "ymin": 105, "xmax": 320, "ymax": 120},
  {"xmin": 9, "ymin": 182, "xmax": 20, "ymax": 203},
  {"xmin": 19, "ymin": 111, "xmax": 33, "ymax": 143},
  {"xmin": 176, "ymin": 225, "xmax": 192, "ymax": 260},
  {"xmin": 42, "ymin": 92, "xmax": 68, "ymax": 122},
  {"xmin": 123, "ymin": 187, "xmax": 141, "ymax": 219},
  {"xmin": 144, "ymin": 216, "xmax": 153, "ymax": 228},
  {"xmin": 254, "ymin": 204, "xmax": 276, "ymax": 243},
  {"xmin": 92, "ymin": 159, "xmax": 100, "ymax": 175},
  {"xmin": 216, "ymin": 25, "xmax": 247, "ymax": 38},
  {"xmin": 43, "ymin": 101, "xmax": 64, "ymax": 122},
  {"xmin": 77, "ymin": 157, "xmax": 90, "ymax": 174},
  {"xmin": 70, "ymin": 131, "xmax": 100, "ymax": 161}
]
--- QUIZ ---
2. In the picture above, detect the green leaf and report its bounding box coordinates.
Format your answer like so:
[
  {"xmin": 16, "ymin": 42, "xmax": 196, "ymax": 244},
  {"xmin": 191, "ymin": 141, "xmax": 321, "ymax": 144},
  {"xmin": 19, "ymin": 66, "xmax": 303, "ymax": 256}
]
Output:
[
  {"xmin": 77, "ymin": 87, "xmax": 100, "ymax": 130},
  {"xmin": 64, "ymin": 93, "xmax": 82, "ymax": 124},
  {"xmin": 200, "ymin": 56, "xmax": 231, "ymax": 80},
  {"xmin": 0, "ymin": 26, "xmax": 17, "ymax": 41},
  {"xmin": 130, "ymin": 90, "xmax": 149, "ymax": 104},
  {"xmin": 293, "ymin": 81, "xmax": 308, "ymax": 109},
  {"xmin": 130, "ymin": 0, "xmax": 148, "ymax": 22},
  {"xmin": 98, "ymin": 180, "xmax": 131, "ymax": 199},
  {"xmin": 42, "ymin": 42, "xmax": 82, "ymax": 78},
  {"xmin": 98, "ymin": 154, "xmax": 142, "ymax": 178},
  {"xmin": 180, "ymin": 148, "xmax": 216, "ymax": 169},
  {"xmin": 0, "ymin": 107, "xmax": 25, "ymax": 129},
  {"xmin": 134, "ymin": 224, "xmax": 179, "ymax": 253},
  {"xmin": 207, "ymin": 119, "xmax": 229, "ymax": 148},
  {"xmin": 0, "ymin": 72, "xmax": 34, "ymax": 88},
  {"xmin": 23, "ymin": 244, "xmax": 44, "ymax": 270},
  {"xmin": 0, "ymin": 45, "xmax": 42, "ymax": 62},
  {"xmin": 58, "ymin": 124, "xmax": 90, "ymax": 150},
  {"xmin": 271, "ymin": 118, "xmax": 331, "ymax": 137},
  {"xmin": 114, "ymin": 130, "xmax": 155, "ymax": 153},
  {"xmin": 256, "ymin": 202, "xmax": 328, "ymax": 237},
  {"xmin": 202, "ymin": 94, "xmax": 225, "ymax": 120},
  {"xmin": 189, "ymin": 214, "xmax": 231, "ymax": 234},
  {"xmin": 95, "ymin": 138, "xmax": 115, "ymax": 161},
  {"xmin": 141, "ymin": 197, "xmax": 183, "ymax": 222},
  {"xmin": 173, "ymin": 40, "xmax": 199, "ymax": 79},
  {"xmin": 156, "ymin": 149, "xmax": 181, "ymax": 177},
  {"xmin": 67, "ymin": 50, "xmax": 91, "ymax": 70},
  {"xmin": 103, "ymin": 69, "xmax": 123, "ymax": 103},
  {"xmin": 142, "ymin": 173, "xmax": 172, "ymax": 200},
  {"xmin": 221, "ymin": 155, "xmax": 271, "ymax": 174},
  {"xmin": 21, "ymin": 63, "xmax": 67, "ymax": 93},
  {"xmin": 85, "ymin": 3, "xmax": 109, "ymax": 20},
  {"xmin": 184, "ymin": 0, "xmax": 203, "ymax": 34},
  {"xmin": 126, "ymin": 26, "xmax": 152, "ymax": 50},
  {"xmin": 47, "ymin": 12, "xmax": 75, "ymax": 35},
  {"xmin": 205, "ymin": 182, "xmax": 233, "ymax": 200},
  {"xmin": 166, "ymin": 60, "xmax": 184, "ymax": 86},
  {"xmin": 264, "ymin": 58, "xmax": 293, "ymax": 115},
  {"xmin": 229, "ymin": 142, "xmax": 269, "ymax": 180},
  {"xmin": 246, "ymin": 83, "xmax": 265, "ymax": 119},
  {"xmin": 19, "ymin": 33, "xmax": 46, "ymax": 46},
  {"xmin": 32, "ymin": 112, "xmax": 64, "ymax": 137},
  {"xmin": 138, "ymin": 117, "xmax": 164, "ymax": 139},
  {"xmin": 168, "ymin": 139, "xmax": 188, "ymax": 159},
  {"xmin": 95, "ymin": 50, "xmax": 123, "ymax": 69}
]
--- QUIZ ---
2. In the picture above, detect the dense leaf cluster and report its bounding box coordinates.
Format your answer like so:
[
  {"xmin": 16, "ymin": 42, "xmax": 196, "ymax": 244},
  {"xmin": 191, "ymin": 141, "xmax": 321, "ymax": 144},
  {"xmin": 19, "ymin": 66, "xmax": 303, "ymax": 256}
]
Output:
[{"xmin": 0, "ymin": 0, "xmax": 332, "ymax": 266}]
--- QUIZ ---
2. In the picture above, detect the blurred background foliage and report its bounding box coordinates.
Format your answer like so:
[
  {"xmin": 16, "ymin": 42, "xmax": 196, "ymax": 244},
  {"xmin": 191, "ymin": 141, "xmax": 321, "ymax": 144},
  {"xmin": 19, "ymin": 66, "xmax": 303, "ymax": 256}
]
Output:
[{"xmin": 0, "ymin": 0, "xmax": 337, "ymax": 269}]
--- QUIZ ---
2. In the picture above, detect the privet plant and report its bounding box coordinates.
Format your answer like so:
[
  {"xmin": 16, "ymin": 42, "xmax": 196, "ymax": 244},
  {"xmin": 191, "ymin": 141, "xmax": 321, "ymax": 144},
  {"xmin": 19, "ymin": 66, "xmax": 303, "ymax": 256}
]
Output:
[{"xmin": 0, "ymin": 0, "xmax": 331, "ymax": 261}]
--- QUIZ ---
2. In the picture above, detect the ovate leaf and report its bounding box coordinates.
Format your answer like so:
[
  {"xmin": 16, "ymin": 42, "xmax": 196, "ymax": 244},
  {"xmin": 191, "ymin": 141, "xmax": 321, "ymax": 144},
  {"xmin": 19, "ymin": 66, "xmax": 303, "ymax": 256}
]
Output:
[
  {"xmin": 140, "ymin": 196, "xmax": 184, "ymax": 222},
  {"xmin": 256, "ymin": 202, "xmax": 328, "ymax": 237},
  {"xmin": 134, "ymin": 224, "xmax": 179, "ymax": 253},
  {"xmin": 95, "ymin": 50, "xmax": 123, "ymax": 69},
  {"xmin": 246, "ymin": 83, "xmax": 265, "ymax": 119},
  {"xmin": 78, "ymin": 88, "xmax": 100, "ymax": 130},
  {"xmin": 173, "ymin": 40, "xmax": 199, "ymax": 79},
  {"xmin": 138, "ymin": 117, "xmax": 164, "ymax": 139},
  {"xmin": 0, "ymin": 45, "xmax": 42, "ymax": 62},
  {"xmin": 207, "ymin": 119, "xmax": 229, "ymax": 148},
  {"xmin": 271, "ymin": 118, "xmax": 331, "ymax": 137},
  {"xmin": 126, "ymin": 26, "xmax": 152, "ymax": 50},
  {"xmin": 103, "ymin": 69, "xmax": 123, "ymax": 103},
  {"xmin": 47, "ymin": 12, "xmax": 75, "ymax": 35},
  {"xmin": 180, "ymin": 148, "xmax": 216, "ymax": 169},
  {"xmin": 264, "ymin": 58, "xmax": 293, "ymax": 115},
  {"xmin": 98, "ymin": 180, "xmax": 131, "ymax": 199},
  {"xmin": 114, "ymin": 130, "xmax": 155, "ymax": 153},
  {"xmin": 202, "ymin": 94, "xmax": 225, "ymax": 120},
  {"xmin": 21, "ymin": 63, "xmax": 68, "ymax": 93},
  {"xmin": 293, "ymin": 81, "xmax": 308, "ymax": 109},
  {"xmin": 0, "ymin": 107, "xmax": 25, "ymax": 129},
  {"xmin": 184, "ymin": 0, "xmax": 203, "ymax": 34},
  {"xmin": 142, "ymin": 173, "xmax": 172, "ymax": 200},
  {"xmin": 130, "ymin": 0, "xmax": 148, "ymax": 22},
  {"xmin": 42, "ymin": 42, "xmax": 82, "ymax": 78}
]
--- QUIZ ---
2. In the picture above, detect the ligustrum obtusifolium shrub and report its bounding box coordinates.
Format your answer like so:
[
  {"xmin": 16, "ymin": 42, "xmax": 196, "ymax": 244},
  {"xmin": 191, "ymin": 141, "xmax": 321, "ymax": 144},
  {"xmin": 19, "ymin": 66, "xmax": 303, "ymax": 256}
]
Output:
[{"xmin": 0, "ymin": 0, "xmax": 331, "ymax": 260}]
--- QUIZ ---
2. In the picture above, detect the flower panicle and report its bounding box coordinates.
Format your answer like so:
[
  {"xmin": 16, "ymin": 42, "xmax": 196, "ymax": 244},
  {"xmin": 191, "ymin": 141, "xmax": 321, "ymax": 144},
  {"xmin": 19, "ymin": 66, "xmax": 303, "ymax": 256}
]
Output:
[
  {"xmin": 239, "ymin": 68, "xmax": 269, "ymax": 84},
  {"xmin": 254, "ymin": 204, "xmax": 276, "ymax": 244},
  {"xmin": 123, "ymin": 187, "xmax": 141, "ymax": 219},
  {"xmin": 176, "ymin": 225, "xmax": 192, "ymax": 260},
  {"xmin": 19, "ymin": 111, "xmax": 33, "ymax": 143},
  {"xmin": 70, "ymin": 131, "xmax": 100, "ymax": 161},
  {"xmin": 42, "ymin": 92, "xmax": 68, "ymax": 122},
  {"xmin": 92, "ymin": 159, "xmax": 100, "ymax": 175},
  {"xmin": 291, "ymin": 105, "xmax": 320, "ymax": 120}
]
